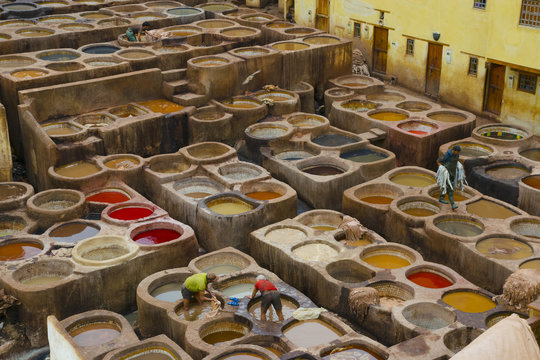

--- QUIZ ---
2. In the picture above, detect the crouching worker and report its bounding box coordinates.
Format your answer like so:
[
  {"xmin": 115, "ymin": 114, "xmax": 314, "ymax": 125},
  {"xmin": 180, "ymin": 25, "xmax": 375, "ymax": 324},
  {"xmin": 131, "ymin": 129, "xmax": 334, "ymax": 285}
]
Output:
[
  {"xmin": 126, "ymin": 21, "xmax": 150, "ymax": 42},
  {"xmin": 250, "ymin": 275, "xmax": 284, "ymax": 321},
  {"xmin": 182, "ymin": 272, "xmax": 218, "ymax": 311}
]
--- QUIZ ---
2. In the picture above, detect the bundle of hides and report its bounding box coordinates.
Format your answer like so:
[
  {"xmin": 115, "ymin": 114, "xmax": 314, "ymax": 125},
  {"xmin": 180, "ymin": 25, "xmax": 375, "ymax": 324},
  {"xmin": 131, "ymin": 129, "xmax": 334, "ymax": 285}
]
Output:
[
  {"xmin": 348, "ymin": 287, "xmax": 379, "ymax": 321},
  {"xmin": 338, "ymin": 215, "xmax": 368, "ymax": 243},
  {"xmin": 146, "ymin": 29, "xmax": 173, "ymax": 40},
  {"xmin": 352, "ymin": 49, "xmax": 370, "ymax": 76},
  {"xmin": 292, "ymin": 307, "xmax": 327, "ymax": 320},
  {"xmin": 0, "ymin": 289, "xmax": 20, "ymax": 318},
  {"xmin": 498, "ymin": 269, "xmax": 540, "ymax": 310},
  {"xmin": 204, "ymin": 297, "xmax": 222, "ymax": 319},
  {"xmin": 436, "ymin": 161, "xmax": 466, "ymax": 195}
]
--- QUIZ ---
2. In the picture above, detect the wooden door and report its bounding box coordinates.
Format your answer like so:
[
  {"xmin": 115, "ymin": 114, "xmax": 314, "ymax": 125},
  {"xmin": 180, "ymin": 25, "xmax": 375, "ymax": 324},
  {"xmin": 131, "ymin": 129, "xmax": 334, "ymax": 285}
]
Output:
[
  {"xmin": 315, "ymin": 0, "xmax": 329, "ymax": 32},
  {"xmin": 484, "ymin": 63, "xmax": 505, "ymax": 114},
  {"xmin": 372, "ymin": 27, "xmax": 388, "ymax": 74},
  {"xmin": 425, "ymin": 43, "xmax": 443, "ymax": 97}
]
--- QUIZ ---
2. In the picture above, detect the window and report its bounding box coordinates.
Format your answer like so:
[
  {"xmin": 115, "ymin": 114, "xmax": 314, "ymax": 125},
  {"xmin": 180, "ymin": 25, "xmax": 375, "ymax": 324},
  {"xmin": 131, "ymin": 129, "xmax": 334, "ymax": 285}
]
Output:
[
  {"xmin": 353, "ymin": 22, "xmax": 361, "ymax": 38},
  {"xmin": 406, "ymin": 39, "xmax": 414, "ymax": 55},
  {"xmin": 468, "ymin": 57, "xmax": 478, "ymax": 76},
  {"xmin": 474, "ymin": 0, "xmax": 486, "ymax": 9},
  {"xmin": 520, "ymin": 0, "xmax": 540, "ymax": 27},
  {"xmin": 518, "ymin": 73, "xmax": 538, "ymax": 94}
]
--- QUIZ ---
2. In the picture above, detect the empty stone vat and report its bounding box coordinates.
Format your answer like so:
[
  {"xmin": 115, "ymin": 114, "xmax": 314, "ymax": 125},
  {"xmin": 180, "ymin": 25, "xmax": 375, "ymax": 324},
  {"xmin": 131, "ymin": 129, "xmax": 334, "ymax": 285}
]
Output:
[
  {"xmin": 361, "ymin": 245, "xmax": 415, "ymax": 269},
  {"xmin": 282, "ymin": 318, "xmax": 343, "ymax": 348},
  {"xmin": 47, "ymin": 220, "xmax": 100, "ymax": 245},
  {"xmin": 405, "ymin": 266, "xmax": 454, "ymax": 289},
  {"xmin": 26, "ymin": 189, "xmax": 86, "ymax": 228},
  {"xmin": 443, "ymin": 327, "xmax": 484, "ymax": 353},
  {"xmin": 401, "ymin": 302, "xmax": 456, "ymax": 330},
  {"xmin": 72, "ymin": 235, "xmax": 139, "ymax": 267},
  {"xmin": 0, "ymin": 237, "xmax": 46, "ymax": 262},
  {"xmin": 442, "ymin": 290, "xmax": 496, "ymax": 313},
  {"xmin": 291, "ymin": 240, "xmax": 340, "ymax": 262},
  {"xmin": 263, "ymin": 225, "xmax": 308, "ymax": 245},
  {"xmin": 326, "ymin": 260, "xmax": 374, "ymax": 283},
  {"xmin": 190, "ymin": 248, "xmax": 252, "ymax": 275},
  {"xmin": 367, "ymin": 281, "xmax": 414, "ymax": 308}
]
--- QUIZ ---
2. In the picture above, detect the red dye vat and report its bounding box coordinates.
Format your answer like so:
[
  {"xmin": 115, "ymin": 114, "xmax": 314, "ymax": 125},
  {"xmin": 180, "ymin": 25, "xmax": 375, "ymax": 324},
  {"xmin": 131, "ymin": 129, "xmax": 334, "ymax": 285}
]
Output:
[
  {"xmin": 86, "ymin": 191, "xmax": 130, "ymax": 204},
  {"xmin": 407, "ymin": 271, "xmax": 453, "ymax": 288},
  {"xmin": 132, "ymin": 228, "xmax": 182, "ymax": 245},
  {"xmin": 408, "ymin": 130, "xmax": 428, "ymax": 135},
  {"xmin": 109, "ymin": 207, "xmax": 153, "ymax": 221}
]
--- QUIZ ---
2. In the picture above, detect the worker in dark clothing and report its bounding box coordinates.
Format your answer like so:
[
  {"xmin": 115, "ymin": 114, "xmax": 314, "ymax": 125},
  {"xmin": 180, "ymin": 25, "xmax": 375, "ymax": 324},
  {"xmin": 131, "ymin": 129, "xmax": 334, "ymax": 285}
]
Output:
[{"xmin": 436, "ymin": 145, "xmax": 461, "ymax": 210}]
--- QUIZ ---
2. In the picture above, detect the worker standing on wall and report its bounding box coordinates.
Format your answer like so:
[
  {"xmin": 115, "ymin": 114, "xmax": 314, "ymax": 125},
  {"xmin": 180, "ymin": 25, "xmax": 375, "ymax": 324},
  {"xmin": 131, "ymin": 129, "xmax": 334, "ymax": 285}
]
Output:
[
  {"xmin": 436, "ymin": 145, "xmax": 462, "ymax": 210},
  {"xmin": 182, "ymin": 272, "xmax": 218, "ymax": 311},
  {"xmin": 250, "ymin": 275, "xmax": 284, "ymax": 321}
]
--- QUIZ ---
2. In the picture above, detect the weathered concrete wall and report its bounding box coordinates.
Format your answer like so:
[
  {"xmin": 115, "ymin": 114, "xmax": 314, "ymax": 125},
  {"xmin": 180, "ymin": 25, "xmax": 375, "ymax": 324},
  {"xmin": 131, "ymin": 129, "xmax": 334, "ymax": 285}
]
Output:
[{"xmin": 0, "ymin": 104, "xmax": 12, "ymax": 181}]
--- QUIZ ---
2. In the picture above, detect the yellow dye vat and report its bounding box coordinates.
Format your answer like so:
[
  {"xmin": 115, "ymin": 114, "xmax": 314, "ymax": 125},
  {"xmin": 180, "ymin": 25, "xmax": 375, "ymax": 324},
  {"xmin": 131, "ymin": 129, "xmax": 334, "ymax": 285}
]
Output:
[
  {"xmin": 369, "ymin": 112, "xmax": 408, "ymax": 121},
  {"xmin": 442, "ymin": 291, "xmax": 496, "ymax": 313},
  {"xmin": 11, "ymin": 70, "xmax": 47, "ymax": 78},
  {"xmin": 208, "ymin": 199, "xmax": 253, "ymax": 215},
  {"xmin": 138, "ymin": 99, "xmax": 184, "ymax": 114},
  {"xmin": 391, "ymin": 173, "xmax": 436, "ymax": 187},
  {"xmin": 363, "ymin": 254, "xmax": 411, "ymax": 269},
  {"xmin": 476, "ymin": 237, "xmax": 532, "ymax": 260}
]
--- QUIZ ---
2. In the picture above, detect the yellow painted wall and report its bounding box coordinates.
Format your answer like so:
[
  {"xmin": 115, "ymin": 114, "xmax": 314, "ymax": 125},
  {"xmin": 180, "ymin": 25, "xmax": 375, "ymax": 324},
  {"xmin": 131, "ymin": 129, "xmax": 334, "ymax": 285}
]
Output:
[{"xmin": 295, "ymin": 0, "xmax": 540, "ymax": 134}]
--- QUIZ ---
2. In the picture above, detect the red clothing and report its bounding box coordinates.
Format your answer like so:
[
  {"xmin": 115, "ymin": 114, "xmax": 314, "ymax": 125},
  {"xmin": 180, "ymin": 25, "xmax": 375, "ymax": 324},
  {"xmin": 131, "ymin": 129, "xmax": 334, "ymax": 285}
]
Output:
[{"xmin": 255, "ymin": 279, "xmax": 277, "ymax": 292}]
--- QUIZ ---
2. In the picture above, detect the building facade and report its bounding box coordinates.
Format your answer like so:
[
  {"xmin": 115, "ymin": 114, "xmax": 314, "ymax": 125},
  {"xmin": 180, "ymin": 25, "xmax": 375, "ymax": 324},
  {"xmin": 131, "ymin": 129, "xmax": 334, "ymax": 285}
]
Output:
[{"xmin": 295, "ymin": 0, "xmax": 540, "ymax": 134}]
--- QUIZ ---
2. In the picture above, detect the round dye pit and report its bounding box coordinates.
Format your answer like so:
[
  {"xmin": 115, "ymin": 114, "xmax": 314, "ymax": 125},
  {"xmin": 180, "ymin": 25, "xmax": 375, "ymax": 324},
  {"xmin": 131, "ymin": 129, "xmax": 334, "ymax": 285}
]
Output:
[
  {"xmin": 99, "ymin": 18, "xmax": 131, "ymax": 27},
  {"xmin": 22, "ymin": 275, "xmax": 66, "ymax": 286},
  {"xmin": 275, "ymin": 150, "xmax": 316, "ymax": 161},
  {"xmin": 398, "ymin": 201, "xmax": 439, "ymax": 217},
  {"xmin": 265, "ymin": 227, "xmax": 307, "ymax": 245},
  {"xmin": 368, "ymin": 281, "xmax": 414, "ymax": 308},
  {"xmin": 326, "ymin": 260, "xmax": 373, "ymax": 283},
  {"xmin": 37, "ymin": 1, "xmax": 68, "ymax": 6},
  {"xmin": 271, "ymin": 42, "xmax": 310, "ymax": 51},
  {"xmin": 202, "ymin": 264, "xmax": 243, "ymax": 275},
  {"xmin": 17, "ymin": 28, "xmax": 54, "ymax": 37},
  {"xmin": 179, "ymin": 185, "xmax": 220, "ymax": 199},
  {"xmin": 151, "ymin": 282, "xmax": 183, "ymax": 302},
  {"xmin": 359, "ymin": 195, "xmax": 395, "ymax": 205},
  {"xmin": 3, "ymin": 3, "xmax": 37, "ymax": 10},
  {"xmin": 86, "ymin": 189, "xmax": 130, "ymax": 204},
  {"xmin": 232, "ymin": 48, "xmax": 269, "ymax": 57},
  {"xmin": 255, "ymin": 91, "xmax": 294, "ymax": 102},
  {"xmin": 267, "ymin": 21, "xmax": 294, "ymax": 28},
  {"xmin": 176, "ymin": 302, "xmax": 214, "ymax": 321},
  {"xmin": 0, "ymin": 183, "xmax": 27, "ymax": 201},
  {"xmin": 69, "ymin": 321, "xmax": 121, "ymax": 347},
  {"xmin": 167, "ymin": 7, "xmax": 203, "ymax": 16},
  {"xmin": 242, "ymin": 14, "xmax": 274, "ymax": 22},
  {"xmin": 435, "ymin": 218, "xmax": 483, "ymax": 237},
  {"xmin": 220, "ymin": 281, "xmax": 255, "ymax": 298},
  {"xmin": 428, "ymin": 112, "xmax": 466, "ymax": 123},
  {"xmin": 207, "ymin": 198, "xmax": 253, "ymax": 215},
  {"xmin": 42, "ymin": 123, "xmax": 81, "ymax": 136},
  {"xmin": 311, "ymin": 225, "xmax": 336, "ymax": 231},
  {"xmin": 199, "ymin": 3, "xmax": 235, "ymax": 11},
  {"xmin": 132, "ymin": 229, "xmax": 181, "ymax": 245},
  {"xmin": 396, "ymin": 101, "xmax": 432, "ymax": 112},
  {"xmin": 104, "ymin": 157, "xmax": 140, "ymax": 170},
  {"xmin": 218, "ymin": 164, "xmax": 262, "ymax": 181},
  {"xmin": 202, "ymin": 331, "xmax": 245, "ymax": 345},
  {"xmin": 402, "ymin": 302, "xmax": 456, "ymax": 330},
  {"xmin": 444, "ymin": 328, "xmax": 483, "ymax": 354},
  {"xmin": 455, "ymin": 143, "xmax": 493, "ymax": 157},
  {"xmin": 109, "ymin": 207, "xmax": 154, "ymax": 221},
  {"xmin": 520, "ymin": 259, "xmax": 540, "ymax": 270},
  {"xmin": 38, "ymin": 199, "xmax": 77, "ymax": 211},
  {"xmin": 82, "ymin": 45, "xmax": 120, "ymax": 54},
  {"xmin": 511, "ymin": 219, "xmax": 540, "ymax": 240},
  {"xmin": 312, "ymin": 133, "xmax": 358, "ymax": 147},
  {"xmin": 292, "ymin": 242, "xmax": 338, "ymax": 261},
  {"xmin": 390, "ymin": 173, "xmax": 436, "ymax": 187},
  {"xmin": 46, "ymin": 62, "xmax": 85, "ymax": 72},
  {"xmin": 197, "ymin": 20, "xmax": 234, "ymax": 29},
  {"xmin": 479, "ymin": 126, "xmax": 528, "ymax": 140},
  {"xmin": 301, "ymin": 164, "xmax": 345, "ymax": 176},
  {"xmin": 429, "ymin": 189, "xmax": 471, "ymax": 202},
  {"xmin": 118, "ymin": 50, "xmax": 154, "ymax": 60},
  {"xmin": 193, "ymin": 57, "xmax": 230, "ymax": 67},
  {"xmin": 0, "ymin": 240, "xmax": 43, "ymax": 261},
  {"xmin": 222, "ymin": 28, "xmax": 257, "ymax": 36},
  {"xmin": 284, "ymin": 28, "xmax": 316, "ymax": 35},
  {"xmin": 442, "ymin": 291, "xmax": 496, "ymax": 313},
  {"xmin": 11, "ymin": 69, "xmax": 47, "ymax": 79},
  {"xmin": 155, "ymin": 45, "xmax": 189, "ymax": 53},
  {"xmin": 0, "ymin": 20, "xmax": 35, "ymax": 27},
  {"xmin": 366, "ymin": 92, "xmax": 407, "ymax": 102},
  {"xmin": 109, "ymin": 105, "xmax": 148, "ymax": 118},
  {"xmin": 466, "ymin": 199, "xmax": 519, "ymax": 219},
  {"xmin": 322, "ymin": 345, "xmax": 383, "ymax": 360},
  {"xmin": 152, "ymin": 160, "xmax": 190, "ymax": 174},
  {"xmin": 39, "ymin": 16, "xmax": 75, "ymax": 23},
  {"xmin": 249, "ymin": 296, "xmax": 298, "ymax": 321},
  {"xmin": 54, "ymin": 161, "xmax": 101, "ymax": 178},
  {"xmin": 398, "ymin": 121, "xmax": 436, "ymax": 136},
  {"xmin": 406, "ymin": 269, "xmax": 453, "ymax": 288},
  {"xmin": 303, "ymin": 36, "xmax": 340, "ymax": 45},
  {"xmin": 169, "ymin": 27, "xmax": 200, "ymax": 36},
  {"xmin": 37, "ymin": 50, "xmax": 79, "ymax": 61},
  {"xmin": 476, "ymin": 237, "xmax": 532, "ymax": 260},
  {"xmin": 0, "ymin": 216, "xmax": 26, "ymax": 237},
  {"xmin": 362, "ymin": 254, "xmax": 411, "ymax": 269},
  {"xmin": 287, "ymin": 114, "xmax": 326, "ymax": 128},
  {"xmin": 49, "ymin": 222, "xmax": 100, "ymax": 243},
  {"xmin": 369, "ymin": 111, "xmax": 408, "ymax": 121},
  {"xmin": 486, "ymin": 312, "xmax": 528, "ymax": 328},
  {"xmin": 221, "ymin": 98, "xmax": 262, "ymax": 109},
  {"xmin": 340, "ymin": 149, "xmax": 388, "ymax": 163},
  {"xmin": 73, "ymin": 236, "xmax": 137, "ymax": 265},
  {"xmin": 218, "ymin": 352, "xmax": 268, "ymax": 360},
  {"xmin": 187, "ymin": 143, "xmax": 231, "ymax": 159},
  {"xmin": 75, "ymin": 114, "xmax": 115, "ymax": 128},
  {"xmin": 248, "ymin": 125, "xmax": 288, "ymax": 139},
  {"xmin": 81, "ymin": 12, "xmax": 112, "ymax": 19},
  {"xmin": 283, "ymin": 319, "xmax": 342, "ymax": 348},
  {"xmin": 520, "ymin": 148, "xmax": 540, "ymax": 162},
  {"xmin": 485, "ymin": 164, "xmax": 530, "ymax": 180},
  {"xmin": 245, "ymin": 191, "xmax": 281, "ymax": 200},
  {"xmin": 60, "ymin": 23, "xmax": 94, "ymax": 31},
  {"xmin": 522, "ymin": 175, "xmax": 540, "ymax": 190},
  {"xmin": 342, "ymin": 100, "xmax": 378, "ymax": 112},
  {"xmin": 137, "ymin": 99, "xmax": 184, "ymax": 114},
  {"xmin": 85, "ymin": 59, "xmax": 118, "ymax": 67},
  {"xmin": 0, "ymin": 56, "xmax": 36, "ymax": 68}
]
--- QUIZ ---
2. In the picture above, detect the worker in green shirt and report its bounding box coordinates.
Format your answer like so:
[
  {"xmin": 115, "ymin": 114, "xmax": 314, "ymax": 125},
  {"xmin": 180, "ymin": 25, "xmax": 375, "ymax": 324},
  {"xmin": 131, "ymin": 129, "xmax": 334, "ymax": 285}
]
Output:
[{"xmin": 181, "ymin": 272, "xmax": 218, "ymax": 310}]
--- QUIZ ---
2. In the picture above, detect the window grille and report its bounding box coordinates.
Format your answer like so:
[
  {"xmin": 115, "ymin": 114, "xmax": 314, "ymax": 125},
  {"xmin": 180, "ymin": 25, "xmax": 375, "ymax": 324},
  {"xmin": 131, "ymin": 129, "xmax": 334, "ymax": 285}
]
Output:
[
  {"xmin": 518, "ymin": 73, "xmax": 537, "ymax": 94},
  {"xmin": 468, "ymin": 57, "xmax": 478, "ymax": 76},
  {"xmin": 406, "ymin": 39, "xmax": 414, "ymax": 55},
  {"xmin": 520, "ymin": 0, "xmax": 540, "ymax": 27},
  {"xmin": 474, "ymin": 0, "xmax": 486, "ymax": 9}
]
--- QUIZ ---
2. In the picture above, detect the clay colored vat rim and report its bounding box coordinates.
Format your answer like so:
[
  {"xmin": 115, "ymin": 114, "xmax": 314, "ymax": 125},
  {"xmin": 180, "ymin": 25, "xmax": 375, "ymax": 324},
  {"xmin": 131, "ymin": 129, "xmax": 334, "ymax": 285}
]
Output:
[
  {"xmin": 60, "ymin": 23, "xmax": 94, "ymax": 30},
  {"xmin": 0, "ymin": 237, "xmax": 46, "ymax": 262},
  {"xmin": 0, "ymin": 55, "xmax": 37, "ymax": 68},
  {"xmin": 239, "ymin": 13, "xmax": 274, "ymax": 21},
  {"xmin": 302, "ymin": 35, "xmax": 341, "ymax": 44},
  {"xmin": 27, "ymin": 189, "xmax": 85, "ymax": 214},
  {"xmin": 116, "ymin": 48, "xmax": 156, "ymax": 59},
  {"xmin": 0, "ymin": 19, "xmax": 36, "ymax": 26},
  {"xmin": 72, "ymin": 235, "xmax": 139, "ymax": 266},
  {"xmin": 340, "ymin": 99, "xmax": 379, "ymax": 110},
  {"xmin": 66, "ymin": 315, "xmax": 122, "ymax": 344},
  {"xmin": 45, "ymin": 62, "xmax": 86, "ymax": 72},
  {"xmin": 191, "ymin": 56, "xmax": 231, "ymax": 67},
  {"xmin": 326, "ymin": 87, "xmax": 354, "ymax": 97},
  {"xmin": 230, "ymin": 46, "xmax": 270, "ymax": 56},
  {"xmin": 38, "ymin": 15, "xmax": 76, "ymax": 22},
  {"xmin": 360, "ymin": 244, "xmax": 416, "ymax": 266},
  {"xmin": 395, "ymin": 101, "xmax": 432, "ymax": 111},
  {"xmin": 2, "ymin": 2, "xmax": 39, "ymax": 10},
  {"xmin": 387, "ymin": 167, "xmax": 436, "ymax": 183},
  {"xmin": 166, "ymin": 6, "xmax": 204, "ymax": 15},
  {"xmin": 246, "ymin": 123, "xmax": 291, "ymax": 140},
  {"xmin": 198, "ymin": 2, "xmax": 237, "ymax": 11},
  {"xmin": 509, "ymin": 217, "xmax": 540, "ymax": 242},
  {"xmin": 290, "ymin": 239, "xmax": 341, "ymax": 258},
  {"xmin": 191, "ymin": 250, "xmax": 252, "ymax": 273},
  {"xmin": 395, "ymin": 197, "xmax": 441, "ymax": 216},
  {"xmin": 400, "ymin": 301, "xmax": 457, "ymax": 329},
  {"xmin": 195, "ymin": 19, "xmax": 236, "ymax": 28},
  {"xmin": 318, "ymin": 341, "xmax": 389, "ymax": 360},
  {"xmin": 283, "ymin": 27, "xmax": 316, "ymax": 34},
  {"xmin": 51, "ymin": 160, "xmax": 104, "ymax": 180},
  {"xmin": 432, "ymin": 215, "xmax": 485, "ymax": 232},
  {"xmin": 12, "ymin": 258, "xmax": 74, "ymax": 286},
  {"xmin": 218, "ymin": 162, "xmax": 264, "ymax": 177},
  {"xmin": 365, "ymin": 92, "xmax": 406, "ymax": 101},
  {"xmin": 270, "ymin": 41, "xmax": 310, "ymax": 51},
  {"xmin": 220, "ymin": 26, "xmax": 259, "ymax": 37},
  {"xmin": 97, "ymin": 17, "xmax": 132, "ymax": 26},
  {"xmin": 36, "ymin": 49, "xmax": 80, "ymax": 61},
  {"xmin": 36, "ymin": 0, "xmax": 69, "ymax": 5},
  {"xmin": 132, "ymin": 11, "xmax": 167, "ymax": 19},
  {"xmin": 263, "ymin": 225, "xmax": 308, "ymax": 241},
  {"xmin": 325, "ymin": 259, "xmax": 375, "ymax": 283},
  {"xmin": 0, "ymin": 182, "xmax": 34, "ymax": 205},
  {"xmin": 352, "ymin": 183, "xmax": 405, "ymax": 204},
  {"xmin": 367, "ymin": 280, "xmax": 415, "ymax": 303}
]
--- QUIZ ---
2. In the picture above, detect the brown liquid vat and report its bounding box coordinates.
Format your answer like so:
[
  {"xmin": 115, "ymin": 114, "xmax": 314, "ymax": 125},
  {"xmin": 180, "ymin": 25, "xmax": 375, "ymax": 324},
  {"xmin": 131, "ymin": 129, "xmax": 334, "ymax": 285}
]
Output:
[
  {"xmin": 0, "ymin": 182, "xmax": 34, "ymax": 211},
  {"xmin": 182, "ymin": 142, "xmax": 235, "ymax": 164}
]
